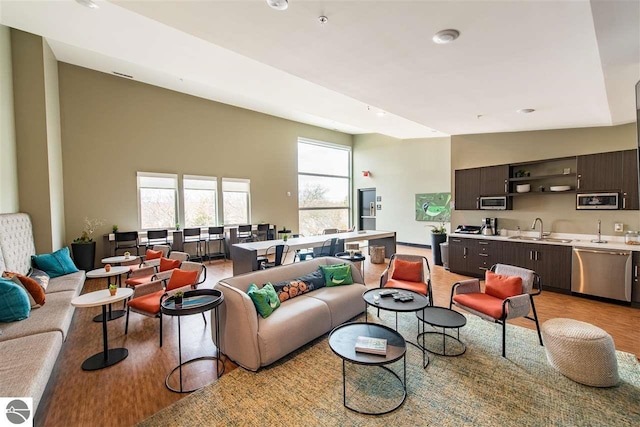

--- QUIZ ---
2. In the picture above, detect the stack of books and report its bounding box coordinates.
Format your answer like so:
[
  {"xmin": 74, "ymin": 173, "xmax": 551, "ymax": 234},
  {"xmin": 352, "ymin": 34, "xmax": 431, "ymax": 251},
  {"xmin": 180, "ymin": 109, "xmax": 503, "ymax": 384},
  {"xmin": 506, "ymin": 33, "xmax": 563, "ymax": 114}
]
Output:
[{"xmin": 355, "ymin": 336, "xmax": 387, "ymax": 356}]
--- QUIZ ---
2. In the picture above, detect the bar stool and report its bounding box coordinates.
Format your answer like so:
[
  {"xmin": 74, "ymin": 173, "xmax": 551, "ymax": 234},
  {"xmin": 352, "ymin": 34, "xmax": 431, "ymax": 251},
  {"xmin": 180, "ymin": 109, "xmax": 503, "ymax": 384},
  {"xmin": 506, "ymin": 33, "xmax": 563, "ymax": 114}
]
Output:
[
  {"xmin": 206, "ymin": 226, "xmax": 226, "ymax": 261},
  {"xmin": 183, "ymin": 228, "xmax": 204, "ymax": 260},
  {"xmin": 114, "ymin": 231, "xmax": 141, "ymax": 256},
  {"xmin": 237, "ymin": 224, "xmax": 254, "ymax": 243}
]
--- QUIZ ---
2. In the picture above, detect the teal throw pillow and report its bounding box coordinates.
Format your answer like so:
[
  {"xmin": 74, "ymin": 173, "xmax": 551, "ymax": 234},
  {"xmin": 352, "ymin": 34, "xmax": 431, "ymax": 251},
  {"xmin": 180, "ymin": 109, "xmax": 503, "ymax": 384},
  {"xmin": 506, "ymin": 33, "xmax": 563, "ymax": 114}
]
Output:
[
  {"xmin": 0, "ymin": 277, "xmax": 31, "ymax": 322},
  {"xmin": 31, "ymin": 246, "xmax": 79, "ymax": 278},
  {"xmin": 319, "ymin": 264, "xmax": 354, "ymax": 287},
  {"xmin": 247, "ymin": 283, "xmax": 281, "ymax": 318}
]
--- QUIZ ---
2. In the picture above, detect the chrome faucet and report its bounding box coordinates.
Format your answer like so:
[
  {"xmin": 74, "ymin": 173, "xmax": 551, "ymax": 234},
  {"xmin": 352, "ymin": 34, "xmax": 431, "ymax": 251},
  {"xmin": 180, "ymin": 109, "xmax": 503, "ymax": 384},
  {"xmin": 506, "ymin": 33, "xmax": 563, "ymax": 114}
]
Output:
[
  {"xmin": 531, "ymin": 217, "xmax": 543, "ymax": 240},
  {"xmin": 591, "ymin": 219, "xmax": 608, "ymax": 243}
]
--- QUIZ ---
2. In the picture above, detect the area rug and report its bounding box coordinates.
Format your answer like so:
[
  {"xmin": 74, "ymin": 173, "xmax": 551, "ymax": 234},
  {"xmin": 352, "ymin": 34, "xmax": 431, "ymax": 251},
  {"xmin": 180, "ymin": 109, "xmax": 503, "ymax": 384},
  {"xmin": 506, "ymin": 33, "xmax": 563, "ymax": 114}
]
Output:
[{"xmin": 140, "ymin": 309, "xmax": 640, "ymax": 426}]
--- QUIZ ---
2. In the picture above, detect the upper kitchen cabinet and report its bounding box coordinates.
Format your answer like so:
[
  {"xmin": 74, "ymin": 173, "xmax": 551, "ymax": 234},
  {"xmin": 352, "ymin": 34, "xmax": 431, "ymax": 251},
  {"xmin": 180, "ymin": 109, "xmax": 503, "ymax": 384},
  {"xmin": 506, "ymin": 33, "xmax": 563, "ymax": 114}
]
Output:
[
  {"xmin": 480, "ymin": 165, "xmax": 510, "ymax": 195},
  {"xmin": 622, "ymin": 149, "xmax": 639, "ymax": 210},
  {"xmin": 454, "ymin": 168, "xmax": 481, "ymax": 210},
  {"xmin": 577, "ymin": 151, "xmax": 623, "ymax": 192}
]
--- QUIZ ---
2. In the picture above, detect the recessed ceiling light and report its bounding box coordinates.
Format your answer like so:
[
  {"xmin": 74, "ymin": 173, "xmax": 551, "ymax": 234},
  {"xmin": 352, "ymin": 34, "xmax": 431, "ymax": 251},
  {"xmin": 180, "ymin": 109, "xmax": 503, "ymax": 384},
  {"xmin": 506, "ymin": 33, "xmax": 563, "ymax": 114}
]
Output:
[
  {"xmin": 432, "ymin": 29, "xmax": 460, "ymax": 44},
  {"xmin": 318, "ymin": 16, "xmax": 328, "ymax": 25},
  {"xmin": 517, "ymin": 108, "xmax": 536, "ymax": 114},
  {"xmin": 266, "ymin": 0, "xmax": 288, "ymax": 11},
  {"xmin": 76, "ymin": 0, "xmax": 99, "ymax": 9},
  {"xmin": 376, "ymin": 111, "xmax": 386, "ymax": 117}
]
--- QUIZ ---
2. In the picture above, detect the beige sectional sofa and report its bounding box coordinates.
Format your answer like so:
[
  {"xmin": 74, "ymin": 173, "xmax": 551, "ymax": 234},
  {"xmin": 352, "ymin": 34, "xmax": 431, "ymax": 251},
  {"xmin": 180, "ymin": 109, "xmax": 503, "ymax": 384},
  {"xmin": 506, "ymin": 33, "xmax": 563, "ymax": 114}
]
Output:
[
  {"xmin": 0, "ymin": 213, "xmax": 85, "ymax": 411},
  {"xmin": 212, "ymin": 257, "xmax": 367, "ymax": 371}
]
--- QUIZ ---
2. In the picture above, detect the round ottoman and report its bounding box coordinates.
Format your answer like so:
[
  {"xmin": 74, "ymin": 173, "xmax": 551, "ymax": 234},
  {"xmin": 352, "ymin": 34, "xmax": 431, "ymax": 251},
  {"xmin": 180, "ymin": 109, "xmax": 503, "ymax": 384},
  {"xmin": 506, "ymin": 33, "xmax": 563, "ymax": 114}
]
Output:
[{"xmin": 541, "ymin": 318, "xmax": 619, "ymax": 387}]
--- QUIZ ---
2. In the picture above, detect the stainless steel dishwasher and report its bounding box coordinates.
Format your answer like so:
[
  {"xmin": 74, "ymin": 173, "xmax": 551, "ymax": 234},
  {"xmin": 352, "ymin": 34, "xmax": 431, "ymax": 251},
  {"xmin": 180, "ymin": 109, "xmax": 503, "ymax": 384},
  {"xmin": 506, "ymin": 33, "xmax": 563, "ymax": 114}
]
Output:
[{"xmin": 571, "ymin": 247, "xmax": 632, "ymax": 302}]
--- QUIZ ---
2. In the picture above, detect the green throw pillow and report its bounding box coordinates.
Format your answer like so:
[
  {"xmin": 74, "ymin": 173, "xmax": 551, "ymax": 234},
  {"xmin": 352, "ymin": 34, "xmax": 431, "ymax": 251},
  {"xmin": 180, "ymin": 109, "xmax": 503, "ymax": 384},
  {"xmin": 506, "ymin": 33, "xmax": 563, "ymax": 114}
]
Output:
[
  {"xmin": 247, "ymin": 283, "xmax": 281, "ymax": 318},
  {"xmin": 319, "ymin": 264, "xmax": 354, "ymax": 287}
]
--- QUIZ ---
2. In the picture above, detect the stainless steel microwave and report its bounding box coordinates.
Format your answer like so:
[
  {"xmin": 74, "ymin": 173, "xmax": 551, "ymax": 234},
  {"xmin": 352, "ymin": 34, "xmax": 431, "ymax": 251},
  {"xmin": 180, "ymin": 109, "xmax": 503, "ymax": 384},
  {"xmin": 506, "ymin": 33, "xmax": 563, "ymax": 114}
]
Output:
[
  {"xmin": 479, "ymin": 196, "xmax": 507, "ymax": 210},
  {"xmin": 576, "ymin": 193, "xmax": 619, "ymax": 210}
]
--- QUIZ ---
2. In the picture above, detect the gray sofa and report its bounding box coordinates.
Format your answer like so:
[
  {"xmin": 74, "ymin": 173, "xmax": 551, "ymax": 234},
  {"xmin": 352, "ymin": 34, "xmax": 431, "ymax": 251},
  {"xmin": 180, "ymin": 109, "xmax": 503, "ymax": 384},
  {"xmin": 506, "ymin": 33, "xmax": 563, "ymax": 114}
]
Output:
[
  {"xmin": 212, "ymin": 257, "xmax": 367, "ymax": 371},
  {"xmin": 0, "ymin": 213, "xmax": 85, "ymax": 411}
]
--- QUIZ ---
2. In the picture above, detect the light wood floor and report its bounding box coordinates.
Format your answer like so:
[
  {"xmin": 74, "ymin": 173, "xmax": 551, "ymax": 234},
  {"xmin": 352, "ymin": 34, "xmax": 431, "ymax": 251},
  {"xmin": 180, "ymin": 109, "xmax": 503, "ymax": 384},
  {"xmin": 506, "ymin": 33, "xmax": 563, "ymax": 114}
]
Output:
[{"xmin": 35, "ymin": 246, "xmax": 640, "ymax": 426}]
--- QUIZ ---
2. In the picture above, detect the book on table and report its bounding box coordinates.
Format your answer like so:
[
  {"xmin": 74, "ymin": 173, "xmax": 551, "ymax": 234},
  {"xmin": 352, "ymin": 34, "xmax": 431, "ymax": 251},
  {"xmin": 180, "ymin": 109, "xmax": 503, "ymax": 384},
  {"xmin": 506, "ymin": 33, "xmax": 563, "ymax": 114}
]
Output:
[{"xmin": 355, "ymin": 336, "xmax": 387, "ymax": 356}]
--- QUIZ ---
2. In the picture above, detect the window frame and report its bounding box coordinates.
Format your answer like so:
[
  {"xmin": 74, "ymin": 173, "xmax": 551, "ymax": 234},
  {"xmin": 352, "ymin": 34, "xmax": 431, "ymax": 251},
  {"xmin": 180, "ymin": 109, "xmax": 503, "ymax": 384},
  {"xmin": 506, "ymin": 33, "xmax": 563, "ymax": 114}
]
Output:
[
  {"xmin": 183, "ymin": 174, "xmax": 218, "ymax": 228},
  {"xmin": 137, "ymin": 171, "xmax": 179, "ymax": 231},
  {"xmin": 297, "ymin": 138, "xmax": 352, "ymax": 235},
  {"xmin": 222, "ymin": 177, "xmax": 252, "ymax": 226}
]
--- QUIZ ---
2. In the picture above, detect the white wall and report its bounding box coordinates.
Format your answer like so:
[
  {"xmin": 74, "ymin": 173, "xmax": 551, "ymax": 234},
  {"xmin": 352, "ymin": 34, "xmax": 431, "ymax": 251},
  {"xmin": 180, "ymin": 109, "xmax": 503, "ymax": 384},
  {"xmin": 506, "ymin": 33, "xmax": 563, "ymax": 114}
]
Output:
[
  {"xmin": 0, "ymin": 25, "xmax": 19, "ymax": 214},
  {"xmin": 353, "ymin": 134, "xmax": 451, "ymax": 245}
]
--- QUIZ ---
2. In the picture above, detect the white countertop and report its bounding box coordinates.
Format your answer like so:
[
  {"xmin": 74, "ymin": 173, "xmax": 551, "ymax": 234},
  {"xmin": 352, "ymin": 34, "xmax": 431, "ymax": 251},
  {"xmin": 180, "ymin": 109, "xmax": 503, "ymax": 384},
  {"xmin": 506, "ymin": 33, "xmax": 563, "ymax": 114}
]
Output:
[{"xmin": 449, "ymin": 231, "xmax": 640, "ymax": 252}]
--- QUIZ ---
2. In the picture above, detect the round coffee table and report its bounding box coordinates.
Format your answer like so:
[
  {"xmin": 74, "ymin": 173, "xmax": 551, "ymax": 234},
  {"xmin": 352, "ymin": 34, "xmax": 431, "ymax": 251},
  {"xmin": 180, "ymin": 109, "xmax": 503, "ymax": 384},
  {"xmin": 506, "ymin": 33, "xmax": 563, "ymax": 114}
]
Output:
[
  {"xmin": 161, "ymin": 289, "xmax": 225, "ymax": 393},
  {"xmin": 101, "ymin": 255, "xmax": 140, "ymax": 265},
  {"xmin": 417, "ymin": 307, "xmax": 467, "ymax": 356},
  {"xmin": 71, "ymin": 288, "xmax": 133, "ymax": 370},
  {"xmin": 86, "ymin": 266, "xmax": 130, "ymax": 322},
  {"xmin": 328, "ymin": 322, "xmax": 406, "ymax": 415}
]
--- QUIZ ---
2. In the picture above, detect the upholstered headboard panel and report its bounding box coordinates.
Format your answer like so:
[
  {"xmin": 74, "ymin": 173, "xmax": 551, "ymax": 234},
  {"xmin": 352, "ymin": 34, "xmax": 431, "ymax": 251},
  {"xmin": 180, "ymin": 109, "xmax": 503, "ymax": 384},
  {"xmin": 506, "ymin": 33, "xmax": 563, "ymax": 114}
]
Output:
[{"xmin": 0, "ymin": 213, "xmax": 36, "ymax": 275}]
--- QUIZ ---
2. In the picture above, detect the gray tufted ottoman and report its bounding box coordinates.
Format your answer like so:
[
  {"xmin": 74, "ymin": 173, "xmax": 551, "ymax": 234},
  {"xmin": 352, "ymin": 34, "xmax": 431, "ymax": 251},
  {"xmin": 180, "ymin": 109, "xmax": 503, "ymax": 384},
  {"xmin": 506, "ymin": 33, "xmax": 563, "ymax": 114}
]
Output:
[{"xmin": 541, "ymin": 318, "xmax": 619, "ymax": 387}]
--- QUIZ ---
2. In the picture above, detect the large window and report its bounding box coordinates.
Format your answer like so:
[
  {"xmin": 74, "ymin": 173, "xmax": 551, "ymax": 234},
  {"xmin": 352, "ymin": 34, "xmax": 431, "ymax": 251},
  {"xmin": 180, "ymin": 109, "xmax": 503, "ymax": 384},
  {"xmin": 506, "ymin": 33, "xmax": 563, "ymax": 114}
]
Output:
[
  {"xmin": 137, "ymin": 172, "xmax": 178, "ymax": 230},
  {"xmin": 298, "ymin": 139, "xmax": 351, "ymax": 236},
  {"xmin": 184, "ymin": 175, "xmax": 217, "ymax": 227},
  {"xmin": 222, "ymin": 178, "xmax": 251, "ymax": 225}
]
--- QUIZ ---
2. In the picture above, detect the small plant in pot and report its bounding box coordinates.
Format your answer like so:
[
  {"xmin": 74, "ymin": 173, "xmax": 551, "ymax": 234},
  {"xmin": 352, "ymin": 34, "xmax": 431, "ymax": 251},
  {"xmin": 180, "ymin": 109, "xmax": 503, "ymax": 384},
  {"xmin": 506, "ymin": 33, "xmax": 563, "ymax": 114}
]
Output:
[
  {"xmin": 108, "ymin": 284, "xmax": 117, "ymax": 296},
  {"xmin": 283, "ymin": 233, "xmax": 289, "ymax": 242},
  {"xmin": 174, "ymin": 291, "xmax": 184, "ymax": 306},
  {"xmin": 112, "ymin": 224, "xmax": 118, "ymax": 233}
]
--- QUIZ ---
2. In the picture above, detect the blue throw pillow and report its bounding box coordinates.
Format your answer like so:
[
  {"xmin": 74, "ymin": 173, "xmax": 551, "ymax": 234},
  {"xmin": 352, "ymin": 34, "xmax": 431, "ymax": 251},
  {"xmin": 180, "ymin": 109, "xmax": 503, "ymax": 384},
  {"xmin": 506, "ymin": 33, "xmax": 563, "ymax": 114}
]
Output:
[
  {"xmin": 31, "ymin": 246, "xmax": 79, "ymax": 278},
  {"xmin": 0, "ymin": 277, "xmax": 31, "ymax": 322}
]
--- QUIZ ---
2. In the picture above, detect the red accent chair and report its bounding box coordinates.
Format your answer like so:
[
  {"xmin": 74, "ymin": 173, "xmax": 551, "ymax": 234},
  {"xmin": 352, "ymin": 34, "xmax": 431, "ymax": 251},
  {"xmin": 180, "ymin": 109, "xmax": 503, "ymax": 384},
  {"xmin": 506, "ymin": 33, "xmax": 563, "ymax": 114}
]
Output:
[
  {"xmin": 450, "ymin": 263, "xmax": 543, "ymax": 357},
  {"xmin": 379, "ymin": 254, "xmax": 433, "ymax": 305}
]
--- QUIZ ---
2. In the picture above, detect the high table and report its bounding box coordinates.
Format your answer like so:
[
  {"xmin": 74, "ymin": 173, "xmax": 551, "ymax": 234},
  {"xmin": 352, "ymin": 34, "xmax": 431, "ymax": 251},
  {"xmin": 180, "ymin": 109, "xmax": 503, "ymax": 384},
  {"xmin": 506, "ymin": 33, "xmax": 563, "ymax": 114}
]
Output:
[
  {"xmin": 231, "ymin": 230, "xmax": 396, "ymax": 275},
  {"xmin": 86, "ymin": 266, "xmax": 129, "ymax": 322},
  {"xmin": 71, "ymin": 288, "xmax": 133, "ymax": 371}
]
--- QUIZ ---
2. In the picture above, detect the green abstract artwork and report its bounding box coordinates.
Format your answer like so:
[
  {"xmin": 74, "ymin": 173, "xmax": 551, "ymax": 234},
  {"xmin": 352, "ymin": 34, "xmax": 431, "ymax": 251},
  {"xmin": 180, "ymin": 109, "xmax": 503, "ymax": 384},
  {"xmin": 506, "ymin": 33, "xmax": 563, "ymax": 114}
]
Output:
[{"xmin": 415, "ymin": 193, "xmax": 451, "ymax": 221}]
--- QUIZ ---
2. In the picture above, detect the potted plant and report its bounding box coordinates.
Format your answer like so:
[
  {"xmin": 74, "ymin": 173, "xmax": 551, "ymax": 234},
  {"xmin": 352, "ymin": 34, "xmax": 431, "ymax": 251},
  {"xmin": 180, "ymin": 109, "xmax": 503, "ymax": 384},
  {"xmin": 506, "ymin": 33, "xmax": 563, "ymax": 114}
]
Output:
[
  {"xmin": 283, "ymin": 233, "xmax": 289, "ymax": 242},
  {"xmin": 175, "ymin": 223, "xmax": 181, "ymax": 231},
  {"xmin": 174, "ymin": 291, "xmax": 184, "ymax": 306},
  {"xmin": 108, "ymin": 284, "xmax": 117, "ymax": 296},
  {"xmin": 429, "ymin": 221, "xmax": 448, "ymax": 267},
  {"xmin": 71, "ymin": 217, "xmax": 104, "ymax": 271},
  {"xmin": 112, "ymin": 224, "xmax": 118, "ymax": 233}
]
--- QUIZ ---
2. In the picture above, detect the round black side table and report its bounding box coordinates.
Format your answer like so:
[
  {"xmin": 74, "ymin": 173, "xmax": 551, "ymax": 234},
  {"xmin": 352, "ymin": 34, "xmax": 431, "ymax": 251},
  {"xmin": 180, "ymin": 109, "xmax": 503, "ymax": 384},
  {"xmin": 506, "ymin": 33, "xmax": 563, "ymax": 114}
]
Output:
[
  {"xmin": 161, "ymin": 289, "xmax": 225, "ymax": 393},
  {"xmin": 417, "ymin": 306, "xmax": 467, "ymax": 357}
]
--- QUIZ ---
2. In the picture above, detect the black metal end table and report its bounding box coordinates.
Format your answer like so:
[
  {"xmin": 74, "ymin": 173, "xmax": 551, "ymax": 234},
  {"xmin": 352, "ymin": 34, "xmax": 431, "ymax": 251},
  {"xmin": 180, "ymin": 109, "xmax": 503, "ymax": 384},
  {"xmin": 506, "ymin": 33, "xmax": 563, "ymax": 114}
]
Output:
[
  {"xmin": 161, "ymin": 289, "xmax": 225, "ymax": 393},
  {"xmin": 329, "ymin": 322, "xmax": 406, "ymax": 415},
  {"xmin": 417, "ymin": 306, "xmax": 467, "ymax": 357}
]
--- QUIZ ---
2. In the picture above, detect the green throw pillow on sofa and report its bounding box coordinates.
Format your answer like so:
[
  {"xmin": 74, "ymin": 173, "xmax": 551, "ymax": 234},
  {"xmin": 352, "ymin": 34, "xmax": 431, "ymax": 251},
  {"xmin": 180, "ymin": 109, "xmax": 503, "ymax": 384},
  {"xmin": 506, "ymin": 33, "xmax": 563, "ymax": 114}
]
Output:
[
  {"xmin": 319, "ymin": 264, "xmax": 353, "ymax": 287},
  {"xmin": 0, "ymin": 277, "xmax": 31, "ymax": 322},
  {"xmin": 31, "ymin": 246, "xmax": 79, "ymax": 278},
  {"xmin": 247, "ymin": 283, "xmax": 281, "ymax": 318}
]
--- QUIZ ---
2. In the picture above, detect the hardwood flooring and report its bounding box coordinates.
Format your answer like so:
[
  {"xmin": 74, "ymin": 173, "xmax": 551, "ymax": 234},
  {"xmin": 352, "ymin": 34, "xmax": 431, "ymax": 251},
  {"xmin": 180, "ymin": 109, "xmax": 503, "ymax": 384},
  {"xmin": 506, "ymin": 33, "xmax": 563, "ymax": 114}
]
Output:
[{"xmin": 35, "ymin": 246, "xmax": 640, "ymax": 426}]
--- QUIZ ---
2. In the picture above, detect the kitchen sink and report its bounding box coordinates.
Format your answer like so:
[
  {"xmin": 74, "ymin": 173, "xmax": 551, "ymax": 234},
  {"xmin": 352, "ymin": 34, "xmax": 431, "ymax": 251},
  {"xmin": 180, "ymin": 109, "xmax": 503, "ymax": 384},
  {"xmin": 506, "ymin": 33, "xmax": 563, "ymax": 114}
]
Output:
[{"xmin": 508, "ymin": 236, "xmax": 572, "ymax": 243}]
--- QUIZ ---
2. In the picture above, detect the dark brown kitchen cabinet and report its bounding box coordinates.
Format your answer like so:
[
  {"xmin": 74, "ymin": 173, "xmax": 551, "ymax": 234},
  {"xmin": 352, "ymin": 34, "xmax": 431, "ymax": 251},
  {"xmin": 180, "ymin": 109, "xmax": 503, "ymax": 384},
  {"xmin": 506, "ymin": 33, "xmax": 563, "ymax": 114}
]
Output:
[
  {"xmin": 449, "ymin": 238, "xmax": 504, "ymax": 278},
  {"xmin": 454, "ymin": 168, "xmax": 481, "ymax": 210},
  {"xmin": 632, "ymin": 252, "xmax": 640, "ymax": 304},
  {"xmin": 480, "ymin": 165, "xmax": 510, "ymax": 196},
  {"xmin": 475, "ymin": 239, "xmax": 503, "ymax": 274},
  {"xmin": 448, "ymin": 238, "xmax": 477, "ymax": 276},
  {"xmin": 621, "ymin": 149, "xmax": 639, "ymax": 210},
  {"xmin": 577, "ymin": 151, "xmax": 623, "ymax": 192}
]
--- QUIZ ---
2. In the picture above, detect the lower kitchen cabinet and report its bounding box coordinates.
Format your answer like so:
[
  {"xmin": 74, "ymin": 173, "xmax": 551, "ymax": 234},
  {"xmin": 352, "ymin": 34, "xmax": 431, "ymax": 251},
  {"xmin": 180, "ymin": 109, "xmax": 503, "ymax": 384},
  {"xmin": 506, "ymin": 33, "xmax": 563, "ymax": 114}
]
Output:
[
  {"xmin": 449, "ymin": 238, "xmax": 572, "ymax": 292},
  {"xmin": 633, "ymin": 252, "xmax": 640, "ymax": 305}
]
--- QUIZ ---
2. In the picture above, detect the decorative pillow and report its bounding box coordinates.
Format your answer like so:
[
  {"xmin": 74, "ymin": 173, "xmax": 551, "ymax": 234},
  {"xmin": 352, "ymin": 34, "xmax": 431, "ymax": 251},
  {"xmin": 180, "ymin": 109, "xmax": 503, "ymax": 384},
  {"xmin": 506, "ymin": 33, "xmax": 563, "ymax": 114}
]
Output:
[
  {"xmin": 485, "ymin": 271, "xmax": 523, "ymax": 300},
  {"xmin": 146, "ymin": 249, "xmax": 163, "ymax": 260},
  {"xmin": 10, "ymin": 276, "xmax": 39, "ymax": 308},
  {"xmin": 31, "ymin": 247, "xmax": 79, "ymax": 278},
  {"xmin": 271, "ymin": 270, "xmax": 326, "ymax": 303},
  {"xmin": 11, "ymin": 275, "xmax": 46, "ymax": 306},
  {"xmin": 159, "ymin": 257, "xmax": 181, "ymax": 272},
  {"xmin": 247, "ymin": 283, "xmax": 280, "ymax": 318},
  {"xmin": 28, "ymin": 268, "xmax": 50, "ymax": 291},
  {"xmin": 167, "ymin": 269, "xmax": 199, "ymax": 291},
  {"xmin": 319, "ymin": 264, "xmax": 353, "ymax": 287},
  {"xmin": 0, "ymin": 277, "xmax": 31, "ymax": 322},
  {"xmin": 391, "ymin": 259, "xmax": 423, "ymax": 282}
]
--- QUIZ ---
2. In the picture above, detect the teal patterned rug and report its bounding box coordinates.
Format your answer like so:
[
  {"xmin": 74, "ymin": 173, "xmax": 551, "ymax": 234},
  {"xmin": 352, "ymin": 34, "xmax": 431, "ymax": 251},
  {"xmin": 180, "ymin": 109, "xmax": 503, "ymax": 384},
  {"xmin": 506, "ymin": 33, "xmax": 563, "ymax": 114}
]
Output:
[{"xmin": 140, "ymin": 309, "xmax": 640, "ymax": 426}]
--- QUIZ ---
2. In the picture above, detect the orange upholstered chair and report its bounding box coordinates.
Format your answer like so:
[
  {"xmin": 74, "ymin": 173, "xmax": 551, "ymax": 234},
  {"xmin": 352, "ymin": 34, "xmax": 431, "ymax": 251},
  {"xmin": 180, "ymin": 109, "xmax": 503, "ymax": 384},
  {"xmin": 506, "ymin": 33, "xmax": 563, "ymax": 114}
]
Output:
[
  {"xmin": 125, "ymin": 268, "xmax": 202, "ymax": 346},
  {"xmin": 125, "ymin": 254, "xmax": 185, "ymax": 287},
  {"xmin": 379, "ymin": 254, "xmax": 433, "ymax": 304},
  {"xmin": 450, "ymin": 263, "xmax": 543, "ymax": 357}
]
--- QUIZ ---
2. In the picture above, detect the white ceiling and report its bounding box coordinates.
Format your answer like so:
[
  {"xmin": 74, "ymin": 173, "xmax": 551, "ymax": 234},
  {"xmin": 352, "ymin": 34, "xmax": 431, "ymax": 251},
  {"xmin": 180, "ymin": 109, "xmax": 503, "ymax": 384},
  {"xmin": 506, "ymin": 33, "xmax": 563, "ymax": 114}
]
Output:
[{"xmin": 1, "ymin": 0, "xmax": 639, "ymax": 139}]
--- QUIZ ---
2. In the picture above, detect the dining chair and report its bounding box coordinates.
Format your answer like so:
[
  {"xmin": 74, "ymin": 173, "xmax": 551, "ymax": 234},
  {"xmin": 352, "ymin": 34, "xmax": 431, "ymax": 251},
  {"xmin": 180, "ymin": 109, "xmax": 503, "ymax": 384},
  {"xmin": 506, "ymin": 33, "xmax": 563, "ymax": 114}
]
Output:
[{"xmin": 258, "ymin": 244, "xmax": 290, "ymax": 269}]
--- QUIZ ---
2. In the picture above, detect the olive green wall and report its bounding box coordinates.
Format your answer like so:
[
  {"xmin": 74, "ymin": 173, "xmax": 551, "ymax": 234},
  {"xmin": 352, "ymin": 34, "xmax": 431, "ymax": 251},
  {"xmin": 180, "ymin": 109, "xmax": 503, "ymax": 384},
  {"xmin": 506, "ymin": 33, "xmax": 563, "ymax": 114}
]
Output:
[
  {"xmin": 353, "ymin": 133, "xmax": 451, "ymax": 245},
  {"xmin": 451, "ymin": 124, "xmax": 640, "ymax": 236},
  {"xmin": 0, "ymin": 25, "xmax": 18, "ymax": 214},
  {"xmin": 58, "ymin": 63, "xmax": 352, "ymax": 257}
]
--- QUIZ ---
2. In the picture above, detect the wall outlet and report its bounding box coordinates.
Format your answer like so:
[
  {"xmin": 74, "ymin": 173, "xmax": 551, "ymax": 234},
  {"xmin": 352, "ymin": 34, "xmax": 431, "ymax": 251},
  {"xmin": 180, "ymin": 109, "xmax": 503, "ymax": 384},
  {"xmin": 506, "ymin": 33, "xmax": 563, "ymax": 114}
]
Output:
[{"xmin": 614, "ymin": 223, "xmax": 623, "ymax": 232}]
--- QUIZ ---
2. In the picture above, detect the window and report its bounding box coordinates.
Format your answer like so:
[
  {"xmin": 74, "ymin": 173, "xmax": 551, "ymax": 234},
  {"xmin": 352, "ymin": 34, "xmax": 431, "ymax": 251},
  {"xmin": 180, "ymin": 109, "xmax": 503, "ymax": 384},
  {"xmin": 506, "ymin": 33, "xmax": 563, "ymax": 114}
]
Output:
[
  {"xmin": 137, "ymin": 172, "xmax": 178, "ymax": 230},
  {"xmin": 184, "ymin": 175, "xmax": 217, "ymax": 227},
  {"xmin": 222, "ymin": 178, "xmax": 251, "ymax": 225},
  {"xmin": 298, "ymin": 139, "xmax": 351, "ymax": 236}
]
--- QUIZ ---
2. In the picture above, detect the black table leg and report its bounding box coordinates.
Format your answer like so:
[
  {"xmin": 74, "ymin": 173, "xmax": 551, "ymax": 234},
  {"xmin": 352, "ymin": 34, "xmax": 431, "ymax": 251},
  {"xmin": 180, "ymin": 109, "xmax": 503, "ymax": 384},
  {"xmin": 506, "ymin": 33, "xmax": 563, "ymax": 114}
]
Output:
[
  {"xmin": 93, "ymin": 276, "xmax": 126, "ymax": 322},
  {"xmin": 82, "ymin": 304, "xmax": 128, "ymax": 371}
]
